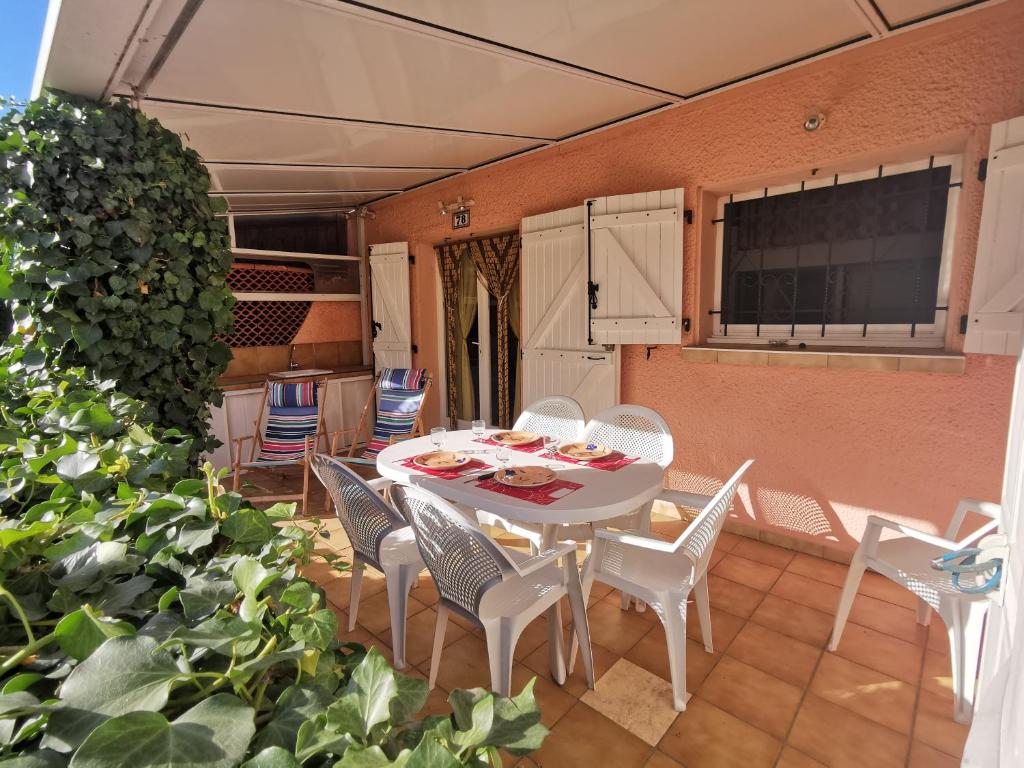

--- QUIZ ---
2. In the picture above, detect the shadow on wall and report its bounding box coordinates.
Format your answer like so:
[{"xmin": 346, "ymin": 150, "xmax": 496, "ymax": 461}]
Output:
[{"xmin": 665, "ymin": 467, "xmax": 857, "ymax": 550}]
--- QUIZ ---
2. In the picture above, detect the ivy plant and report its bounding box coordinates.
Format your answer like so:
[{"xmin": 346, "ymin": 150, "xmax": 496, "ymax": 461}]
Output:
[
  {"xmin": 0, "ymin": 91, "xmax": 235, "ymax": 460},
  {"xmin": 0, "ymin": 357, "xmax": 547, "ymax": 766}
]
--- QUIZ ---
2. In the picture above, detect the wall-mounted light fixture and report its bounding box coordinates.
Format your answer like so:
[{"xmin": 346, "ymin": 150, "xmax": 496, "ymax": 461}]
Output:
[{"xmin": 438, "ymin": 195, "xmax": 475, "ymax": 216}]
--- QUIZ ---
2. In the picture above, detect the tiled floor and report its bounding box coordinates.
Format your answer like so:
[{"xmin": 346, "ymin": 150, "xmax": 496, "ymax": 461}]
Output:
[{"xmin": 247, "ymin": 469, "xmax": 970, "ymax": 768}]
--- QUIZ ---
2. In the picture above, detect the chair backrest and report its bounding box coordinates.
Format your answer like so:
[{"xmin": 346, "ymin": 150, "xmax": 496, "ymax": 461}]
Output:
[
  {"xmin": 257, "ymin": 379, "xmax": 324, "ymax": 462},
  {"xmin": 582, "ymin": 405, "xmax": 674, "ymax": 468},
  {"xmin": 391, "ymin": 484, "xmax": 513, "ymax": 619},
  {"xmin": 363, "ymin": 368, "xmax": 430, "ymax": 458},
  {"xmin": 672, "ymin": 460, "xmax": 754, "ymax": 579},
  {"xmin": 513, "ymin": 396, "xmax": 585, "ymax": 443},
  {"xmin": 311, "ymin": 454, "xmax": 407, "ymax": 567}
]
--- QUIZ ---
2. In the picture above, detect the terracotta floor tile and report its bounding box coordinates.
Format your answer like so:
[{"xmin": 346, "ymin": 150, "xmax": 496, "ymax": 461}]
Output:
[
  {"xmin": 510, "ymin": 665, "xmax": 577, "ymax": 729},
  {"xmin": 920, "ymin": 650, "xmax": 954, "ymax": 701},
  {"xmin": 697, "ymin": 656, "xmax": 803, "ymax": 738},
  {"xmin": 788, "ymin": 694, "xmax": 908, "ymax": 768},
  {"xmin": 408, "ymin": 572, "xmax": 439, "ymax": 606},
  {"xmin": 352, "ymin": 589, "xmax": 428, "ymax": 635},
  {"xmin": 770, "ymin": 571, "xmax": 841, "ymax": 615},
  {"xmin": 726, "ymin": 622, "xmax": 821, "ymax": 688},
  {"xmin": 318, "ymin": 565, "xmax": 388, "ymax": 609},
  {"xmin": 685, "ymin": 604, "xmax": 746, "ymax": 650},
  {"xmin": 581, "ymin": 658, "xmax": 681, "ymax": 745},
  {"xmin": 580, "ymin": 594, "xmax": 656, "ymax": 655},
  {"xmin": 830, "ymin": 621, "xmax": 924, "ymax": 685},
  {"xmin": 658, "ymin": 698, "xmax": 780, "ymax": 768},
  {"xmin": 422, "ymin": 632, "xmax": 492, "ymax": 692},
  {"xmin": 809, "ymin": 653, "xmax": 916, "ymax": 734},
  {"xmin": 380, "ymin": 606, "xmax": 467, "ymax": 667},
  {"xmin": 522, "ymin": 638, "xmax": 620, "ymax": 699},
  {"xmin": 644, "ymin": 751, "xmax": 683, "ymax": 768},
  {"xmin": 625, "ymin": 623, "xmax": 721, "ymax": 693},
  {"xmin": 533, "ymin": 701, "xmax": 652, "ymax": 768},
  {"xmin": 858, "ymin": 570, "xmax": 920, "ymax": 610},
  {"xmin": 716, "ymin": 531, "xmax": 743, "ymax": 552},
  {"xmin": 848, "ymin": 593, "xmax": 926, "ymax": 646},
  {"xmin": 913, "ymin": 690, "xmax": 969, "ymax": 759},
  {"xmin": 707, "ymin": 574, "xmax": 765, "ymax": 619},
  {"xmin": 776, "ymin": 746, "xmax": 826, "ymax": 768},
  {"xmin": 730, "ymin": 538, "xmax": 795, "ymax": 569},
  {"xmin": 712, "ymin": 554, "xmax": 783, "ymax": 591},
  {"xmin": 908, "ymin": 740, "xmax": 961, "ymax": 768},
  {"xmin": 750, "ymin": 594, "xmax": 834, "ymax": 647},
  {"xmin": 786, "ymin": 553, "xmax": 848, "ymax": 587}
]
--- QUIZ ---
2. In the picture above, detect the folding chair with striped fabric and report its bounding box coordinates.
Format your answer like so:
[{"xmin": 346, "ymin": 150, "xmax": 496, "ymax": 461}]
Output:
[
  {"xmin": 231, "ymin": 378, "xmax": 328, "ymax": 513},
  {"xmin": 327, "ymin": 367, "xmax": 431, "ymax": 470}
]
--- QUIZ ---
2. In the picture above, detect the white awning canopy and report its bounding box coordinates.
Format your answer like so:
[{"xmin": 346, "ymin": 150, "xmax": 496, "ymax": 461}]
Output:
[{"xmin": 35, "ymin": 0, "xmax": 1002, "ymax": 215}]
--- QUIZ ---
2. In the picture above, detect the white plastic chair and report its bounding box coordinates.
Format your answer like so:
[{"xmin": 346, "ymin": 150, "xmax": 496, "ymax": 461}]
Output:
[
  {"xmin": 391, "ymin": 483, "xmax": 595, "ymax": 697},
  {"xmin": 574, "ymin": 460, "xmax": 753, "ymax": 710},
  {"xmin": 476, "ymin": 396, "xmax": 585, "ymax": 543},
  {"xmin": 311, "ymin": 455, "xmax": 423, "ymax": 670},
  {"xmin": 829, "ymin": 498, "xmax": 1001, "ymax": 724}
]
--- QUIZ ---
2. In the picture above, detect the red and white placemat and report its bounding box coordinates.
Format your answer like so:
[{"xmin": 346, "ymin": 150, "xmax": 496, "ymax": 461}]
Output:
[
  {"xmin": 397, "ymin": 457, "xmax": 491, "ymax": 480},
  {"xmin": 473, "ymin": 476, "xmax": 583, "ymax": 505},
  {"xmin": 556, "ymin": 451, "xmax": 640, "ymax": 472},
  {"xmin": 472, "ymin": 436, "xmax": 545, "ymax": 453}
]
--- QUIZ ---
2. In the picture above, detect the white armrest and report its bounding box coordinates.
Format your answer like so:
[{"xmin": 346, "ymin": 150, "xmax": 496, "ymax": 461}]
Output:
[
  {"xmin": 947, "ymin": 497, "xmax": 1002, "ymax": 542},
  {"xmin": 367, "ymin": 477, "xmax": 392, "ymax": 493},
  {"xmin": 657, "ymin": 489, "xmax": 714, "ymax": 511},
  {"xmin": 513, "ymin": 541, "xmax": 577, "ymax": 577},
  {"xmin": 866, "ymin": 515, "xmax": 961, "ymax": 552},
  {"xmin": 594, "ymin": 527, "xmax": 677, "ymax": 553}
]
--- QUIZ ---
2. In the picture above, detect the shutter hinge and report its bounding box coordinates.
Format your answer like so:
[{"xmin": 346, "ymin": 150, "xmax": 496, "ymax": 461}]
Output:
[
  {"xmin": 411, "ymin": 343, "xmax": 418, "ymax": 353},
  {"xmin": 683, "ymin": 209, "xmax": 693, "ymax": 224},
  {"xmin": 960, "ymin": 314, "xmax": 969, "ymax": 335},
  {"xmin": 978, "ymin": 159, "xmax": 988, "ymax": 182},
  {"xmin": 587, "ymin": 281, "xmax": 600, "ymax": 310},
  {"xmin": 408, "ymin": 254, "xmax": 415, "ymax": 264}
]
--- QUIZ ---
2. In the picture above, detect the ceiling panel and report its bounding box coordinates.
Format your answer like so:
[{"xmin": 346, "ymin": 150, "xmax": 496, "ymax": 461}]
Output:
[
  {"xmin": 146, "ymin": 0, "xmax": 663, "ymax": 139},
  {"xmin": 218, "ymin": 191, "xmax": 388, "ymax": 212},
  {"xmin": 874, "ymin": 0, "xmax": 984, "ymax": 25},
  {"xmin": 364, "ymin": 0, "xmax": 868, "ymax": 96},
  {"xmin": 144, "ymin": 102, "xmax": 543, "ymax": 168},
  {"xmin": 208, "ymin": 165, "xmax": 454, "ymax": 193}
]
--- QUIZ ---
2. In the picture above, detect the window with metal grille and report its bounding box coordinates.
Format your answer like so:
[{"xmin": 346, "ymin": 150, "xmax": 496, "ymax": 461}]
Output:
[{"xmin": 712, "ymin": 157, "xmax": 960, "ymax": 347}]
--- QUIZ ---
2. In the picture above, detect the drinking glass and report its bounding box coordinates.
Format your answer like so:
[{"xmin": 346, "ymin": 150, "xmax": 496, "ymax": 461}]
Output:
[
  {"xmin": 496, "ymin": 445, "xmax": 511, "ymax": 468},
  {"xmin": 543, "ymin": 434, "xmax": 559, "ymax": 455},
  {"xmin": 430, "ymin": 426, "xmax": 446, "ymax": 450},
  {"xmin": 472, "ymin": 419, "xmax": 486, "ymax": 438}
]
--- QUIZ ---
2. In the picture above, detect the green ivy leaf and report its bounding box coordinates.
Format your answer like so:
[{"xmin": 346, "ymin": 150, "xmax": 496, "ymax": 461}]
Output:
[
  {"xmin": 241, "ymin": 747, "xmax": 301, "ymax": 768},
  {"xmin": 54, "ymin": 606, "xmax": 135, "ymax": 661},
  {"xmin": 222, "ymin": 508, "xmax": 273, "ymax": 543},
  {"xmin": 287, "ymin": 609, "xmax": 337, "ymax": 651},
  {"xmin": 325, "ymin": 648, "xmax": 398, "ymax": 740}
]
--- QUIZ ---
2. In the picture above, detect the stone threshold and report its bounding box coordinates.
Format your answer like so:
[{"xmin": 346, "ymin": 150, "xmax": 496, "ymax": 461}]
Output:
[{"xmin": 680, "ymin": 345, "xmax": 965, "ymax": 374}]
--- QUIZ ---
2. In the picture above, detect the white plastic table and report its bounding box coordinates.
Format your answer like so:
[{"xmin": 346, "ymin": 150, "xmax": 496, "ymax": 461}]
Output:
[{"xmin": 376, "ymin": 429, "xmax": 665, "ymax": 548}]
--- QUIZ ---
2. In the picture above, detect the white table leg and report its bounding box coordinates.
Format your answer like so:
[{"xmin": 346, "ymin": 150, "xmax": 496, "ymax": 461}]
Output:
[{"xmin": 542, "ymin": 524, "xmax": 566, "ymax": 685}]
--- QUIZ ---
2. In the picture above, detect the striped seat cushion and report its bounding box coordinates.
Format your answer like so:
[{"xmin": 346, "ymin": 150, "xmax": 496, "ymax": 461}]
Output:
[
  {"xmin": 359, "ymin": 370, "xmax": 427, "ymax": 459},
  {"xmin": 379, "ymin": 368, "xmax": 426, "ymax": 391},
  {"xmin": 257, "ymin": 382, "xmax": 319, "ymax": 462}
]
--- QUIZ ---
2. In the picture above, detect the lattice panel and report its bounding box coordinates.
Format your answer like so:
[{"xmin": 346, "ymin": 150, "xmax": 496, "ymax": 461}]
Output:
[
  {"xmin": 227, "ymin": 262, "xmax": 315, "ymax": 293},
  {"xmin": 221, "ymin": 301, "xmax": 312, "ymax": 347}
]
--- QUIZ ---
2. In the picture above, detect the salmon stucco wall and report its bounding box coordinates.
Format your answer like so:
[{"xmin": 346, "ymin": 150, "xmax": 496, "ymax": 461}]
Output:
[{"xmin": 364, "ymin": 2, "xmax": 1024, "ymax": 551}]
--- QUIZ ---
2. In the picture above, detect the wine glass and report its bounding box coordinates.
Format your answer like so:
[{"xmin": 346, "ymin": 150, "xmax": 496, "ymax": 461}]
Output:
[
  {"xmin": 543, "ymin": 434, "xmax": 559, "ymax": 456},
  {"xmin": 471, "ymin": 419, "xmax": 486, "ymax": 438},
  {"xmin": 430, "ymin": 426, "xmax": 446, "ymax": 451}
]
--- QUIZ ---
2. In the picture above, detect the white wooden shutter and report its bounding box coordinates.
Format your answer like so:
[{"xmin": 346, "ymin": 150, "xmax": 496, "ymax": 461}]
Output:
[
  {"xmin": 588, "ymin": 189, "xmax": 684, "ymax": 344},
  {"xmin": 965, "ymin": 116, "xmax": 1024, "ymax": 355},
  {"xmin": 369, "ymin": 242, "xmax": 412, "ymax": 371},
  {"xmin": 521, "ymin": 205, "xmax": 618, "ymax": 419}
]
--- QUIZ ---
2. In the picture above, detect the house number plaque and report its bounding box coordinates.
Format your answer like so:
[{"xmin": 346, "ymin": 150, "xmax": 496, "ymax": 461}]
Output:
[{"xmin": 452, "ymin": 209, "xmax": 471, "ymax": 229}]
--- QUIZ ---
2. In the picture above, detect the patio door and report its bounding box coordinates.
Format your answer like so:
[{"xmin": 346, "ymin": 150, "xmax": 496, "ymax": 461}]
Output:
[
  {"xmin": 520, "ymin": 204, "xmax": 619, "ymax": 420},
  {"xmin": 369, "ymin": 242, "xmax": 411, "ymax": 372}
]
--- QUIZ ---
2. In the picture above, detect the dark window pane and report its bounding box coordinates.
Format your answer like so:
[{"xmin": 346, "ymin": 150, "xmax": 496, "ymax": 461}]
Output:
[{"xmin": 721, "ymin": 166, "xmax": 950, "ymax": 331}]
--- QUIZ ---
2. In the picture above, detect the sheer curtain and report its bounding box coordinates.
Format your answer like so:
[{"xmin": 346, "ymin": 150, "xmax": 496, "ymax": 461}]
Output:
[
  {"xmin": 455, "ymin": 252, "xmax": 478, "ymax": 422},
  {"xmin": 964, "ymin": 344, "xmax": 1024, "ymax": 767}
]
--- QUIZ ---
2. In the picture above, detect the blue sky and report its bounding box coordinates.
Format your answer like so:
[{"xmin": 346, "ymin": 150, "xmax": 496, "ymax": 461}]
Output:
[{"xmin": 1, "ymin": 1, "xmax": 49, "ymax": 104}]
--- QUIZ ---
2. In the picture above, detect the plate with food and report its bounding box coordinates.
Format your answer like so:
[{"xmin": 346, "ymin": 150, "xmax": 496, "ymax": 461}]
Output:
[
  {"xmin": 491, "ymin": 430, "xmax": 541, "ymax": 446},
  {"xmin": 413, "ymin": 451, "xmax": 471, "ymax": 470},
  {"xmin": 557, "ymin": 442, "xmax": 613, "ymax": 461},
  {"xmin": 493, "ymin": 466, "xmax": 557, "ymax": 488}
]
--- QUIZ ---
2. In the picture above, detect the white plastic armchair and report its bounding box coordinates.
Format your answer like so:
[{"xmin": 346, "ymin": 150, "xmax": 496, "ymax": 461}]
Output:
[
  {"xmin": 572, "ymin": 460, "xmax": 753, "ymax": 710},
  {"xmin": 311, "ymin": 455, "xmax": 420, "ymax": 670},
  {"xmin": 391, "ymin": 483, "xmax": 595, "ymax": 697},
  {"xmin": 829, "ymin": 497, "xmax": 1001, "ymax": 724}
]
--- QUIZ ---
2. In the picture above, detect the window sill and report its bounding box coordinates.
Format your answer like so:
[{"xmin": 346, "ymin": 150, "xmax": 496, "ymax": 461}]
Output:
[{"xmin": 680, "ymin": 345, "xmax": 965, "ymax": 374}]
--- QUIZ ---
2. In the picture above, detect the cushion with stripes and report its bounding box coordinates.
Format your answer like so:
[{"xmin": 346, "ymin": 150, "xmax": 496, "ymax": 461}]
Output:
[
  {"xmin": 378, "ymin": 368, "xmax": 426, "ymax": 391},
  {"xmin": 257, "ymin": 382, "xmax": 319, "ymax": 462}
]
